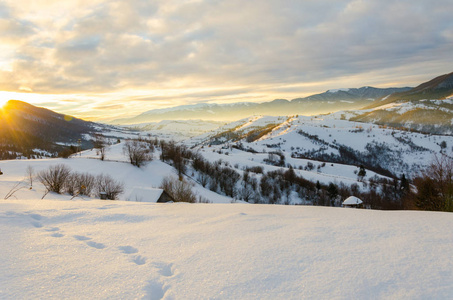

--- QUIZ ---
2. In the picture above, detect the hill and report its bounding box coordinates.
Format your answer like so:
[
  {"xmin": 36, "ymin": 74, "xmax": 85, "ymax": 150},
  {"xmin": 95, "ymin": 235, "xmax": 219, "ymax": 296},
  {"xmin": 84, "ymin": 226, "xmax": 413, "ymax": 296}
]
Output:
[
  {"xmin": 351, "ymin": 98, "xmax": 453, "ymax": 135},
  {"xmin": 185, "ymin": 115, "xmax": 453, "ymax": 179},
  {"xmin": 0, "ymin": 100, "xmax": 99, "ymax": 159},
  {"xmin": 366, "ymin": 71, "xmax": 453, "ymax": 109}
]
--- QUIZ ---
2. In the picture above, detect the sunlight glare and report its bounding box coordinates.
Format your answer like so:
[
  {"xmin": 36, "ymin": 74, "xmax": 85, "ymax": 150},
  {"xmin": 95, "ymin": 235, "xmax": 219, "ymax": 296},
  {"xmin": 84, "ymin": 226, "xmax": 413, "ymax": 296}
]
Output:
[{"xmin": 0, "ymin": 94, "xmax": 8, "ymax": 108}]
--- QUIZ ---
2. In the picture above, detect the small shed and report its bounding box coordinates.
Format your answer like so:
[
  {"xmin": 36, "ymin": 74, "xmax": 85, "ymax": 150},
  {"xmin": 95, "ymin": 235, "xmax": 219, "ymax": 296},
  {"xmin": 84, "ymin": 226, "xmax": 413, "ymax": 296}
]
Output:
[
  {"xmin": 342, "ymin": 196, "xmax": 363, "ymax": 208},
  {"xmin": 127, "ymin": 187, "xmax": 174, "ymax": 203},
  {"xmin": 156, "ymin": 190, "xmax": 174, "ymax": 203}
]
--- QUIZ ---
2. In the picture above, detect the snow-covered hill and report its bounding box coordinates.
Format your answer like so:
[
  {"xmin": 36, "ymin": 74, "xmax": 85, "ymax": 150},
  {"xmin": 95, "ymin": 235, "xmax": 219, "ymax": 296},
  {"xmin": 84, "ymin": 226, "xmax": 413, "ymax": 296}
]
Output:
[
  {"xmin": 188, "ymin": 115, "xmax": 453, "ymax": 178},
  {"xmin": 2, "ymin": 199, "xmax": 453, "ymax": 299},
  {"xmin": 351, "ymin": 97, "xmax": 453, "ymax": 135},
  {"xmin": 0, "ymin": 142, "xmax": 232, "ymax": 204}
]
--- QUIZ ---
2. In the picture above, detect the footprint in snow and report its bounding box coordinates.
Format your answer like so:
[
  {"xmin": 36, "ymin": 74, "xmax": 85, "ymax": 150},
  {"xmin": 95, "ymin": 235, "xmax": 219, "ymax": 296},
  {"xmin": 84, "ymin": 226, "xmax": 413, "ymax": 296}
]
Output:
[
  {"xmin": 153, "ymin": 262, "xmax": 174, "ymax": 277},
  {"xmin": 29, "ymin": 213, "xmax": 42, "ymax": 220},
  {"xmin": 51, "ymin": 232, "xmax": 64, "ymax": 238},
  {"xmin": 132, "ymin": 255, "xmax": 147, "ymax": 265},
  {"xmin": 31, "ymin": 221, "xmax": 43, "ymax": 228},
  {"xmin": 143, "ymin": 281, "xmax": 168, "ymax": 300},
  {"xmin": 45, "ymin": 227, "xmax": 60, "ymax": 232},
  {"xmin": 86, "ymin": 241, "xmax": 106, "ymax": 249},
  {"xmin": 118, "ymin": 246, "xmax": 139, "ymax": 254},
  {"xmin": 74, "ymin": 235, "xmax": 91, "ymax": 241}
]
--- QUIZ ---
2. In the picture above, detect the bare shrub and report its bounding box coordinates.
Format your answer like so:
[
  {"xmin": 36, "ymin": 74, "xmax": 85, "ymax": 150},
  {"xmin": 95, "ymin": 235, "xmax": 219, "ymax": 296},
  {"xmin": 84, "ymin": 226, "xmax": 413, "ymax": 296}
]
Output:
[
  {"xmin": 65, "ymin": 172, "xmax": 80, "ymax": 196},
  {"xmin": 160, "ymin": 176, "xmax": 196, "ymax": 203},
  {"xmin": 197, "ymin": 195, "xmax": 211, "ymax": 203},
  {"xmin": 4, "ymin": 179, "xmax": 27, "ymax": 200},
  {"xmin": 64, "ymin": 172, "xmax": 97, "ymax": 197},
  {"xmin": 77, "ymin": 173, "xmax": 97, "ymax": 196},
  {"xmin": 26, "ymin": 165, "xmax": 34, "ymax": 188},
  {"xmin": 123, "ymin": 139, "xmax": 152, "ymax": 167},
  {"xmin": 38, "ymin": 164, "xmax": 72, "ymax": 194},
  {"xmin": 96, "ymin": 174, "xmax": 124, "ymax": 200}
]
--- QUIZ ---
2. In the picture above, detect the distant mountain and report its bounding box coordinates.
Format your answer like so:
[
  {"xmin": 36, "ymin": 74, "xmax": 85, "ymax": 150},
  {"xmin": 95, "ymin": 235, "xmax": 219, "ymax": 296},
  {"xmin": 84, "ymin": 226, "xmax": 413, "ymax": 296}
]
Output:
[
  {"xmin": 366, "ymin": 71, "xmax": 453, "ymax": 109},
  {"xmin": 349, "ymin": 72, "xmax": 453, "ymax": 134},
  {"xmin": 0, "ymin": 100, "xmax": 97, "ymax": 159},
  {"xmin": 350, "ymin": 98, "xmax": 453, "ymax": 135},
  {"xmin": 293, "ymin": 86, "xmax": 411, "ymax": 103},
  {"xmin": 111, "ymin": 87, "xmax": 411, "ymax": 124}
]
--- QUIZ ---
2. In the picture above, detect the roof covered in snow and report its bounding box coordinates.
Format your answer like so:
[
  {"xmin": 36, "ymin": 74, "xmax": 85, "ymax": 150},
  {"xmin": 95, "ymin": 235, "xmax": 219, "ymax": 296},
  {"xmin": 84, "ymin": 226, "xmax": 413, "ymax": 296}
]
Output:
[
  {"xmin": 127, "ymin": 187, "xmax": 164, "ymax": 202},
  {"xmin": 343, "ymin": 196, "xmax": 363, "ymax": 205}
]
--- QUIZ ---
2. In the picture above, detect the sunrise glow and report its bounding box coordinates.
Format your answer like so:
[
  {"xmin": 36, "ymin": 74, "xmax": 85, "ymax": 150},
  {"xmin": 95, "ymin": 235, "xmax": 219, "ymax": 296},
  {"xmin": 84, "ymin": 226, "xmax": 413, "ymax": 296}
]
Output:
[{"xmin": 0, "ymin": 1, "xmax": 451, "ymax": 120}]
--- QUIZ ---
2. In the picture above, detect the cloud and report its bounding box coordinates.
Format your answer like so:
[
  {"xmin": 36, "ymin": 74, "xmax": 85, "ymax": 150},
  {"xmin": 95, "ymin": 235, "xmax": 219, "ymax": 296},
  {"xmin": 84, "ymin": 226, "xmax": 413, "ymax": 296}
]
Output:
[{"xmin": 1, "ymin": 0, "xmax": 453, "ymax": 119}]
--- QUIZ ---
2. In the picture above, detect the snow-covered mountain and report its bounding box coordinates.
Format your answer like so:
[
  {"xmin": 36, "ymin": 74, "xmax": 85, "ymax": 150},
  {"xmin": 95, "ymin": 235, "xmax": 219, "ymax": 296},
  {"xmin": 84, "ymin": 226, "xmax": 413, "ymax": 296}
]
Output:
[
  {"xmin": 351, "ymin": 97, "xmax": 453, "ymax": 135},
  {"xmin": 292, "ymin": 86, "xmax": 411, "ymax": 103},
  {"xmin": 367, "ymin": 71, "xmax": 453, "ymax": 109},
  {"xmin": 110, "ymin": 87, "xmax": 411, "ymax": 125}
]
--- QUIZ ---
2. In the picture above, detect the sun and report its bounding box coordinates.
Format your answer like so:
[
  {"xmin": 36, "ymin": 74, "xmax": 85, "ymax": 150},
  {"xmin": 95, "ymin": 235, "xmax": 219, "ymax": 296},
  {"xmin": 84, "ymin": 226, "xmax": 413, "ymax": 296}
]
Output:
[
  {"xmin": 0, "ymin": 97, "xmax": 8, "ymax": 108},
  {"xmin": 0, "ymin": 91, "xmax": 14, "ymax": 108}
]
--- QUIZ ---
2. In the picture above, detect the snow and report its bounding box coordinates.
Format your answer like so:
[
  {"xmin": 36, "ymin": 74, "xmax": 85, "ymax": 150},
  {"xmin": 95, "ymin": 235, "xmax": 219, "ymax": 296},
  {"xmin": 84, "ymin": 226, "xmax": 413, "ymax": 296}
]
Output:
[
  {"xmin": 343, "ymin": 196, "xmax": 363, "ymax": 205},
  {"xmin": 1, "ymin": 199, "xmax": 453, "ymax": 299},
  {"xmin": 127, "ymin": 187, "xmax": 164, "ymax": 202},
  {"xmin": 2, "ymin": 118, "xmax": 453, "ymax": 298},
  {"xmin": 0, "ymin": 142, "xmax": 233, "ymax": 204},
  {"xmin": 327, "ymin": 88, "xmax": 350, "ymax": 93},
  {"xmin": 191, "ymin": 114, "xmax": 453, "ymax": 178}
]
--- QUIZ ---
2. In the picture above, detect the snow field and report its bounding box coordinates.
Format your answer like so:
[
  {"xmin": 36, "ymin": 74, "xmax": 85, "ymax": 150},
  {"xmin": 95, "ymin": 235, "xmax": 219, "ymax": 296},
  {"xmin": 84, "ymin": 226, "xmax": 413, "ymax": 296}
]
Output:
[{"xmin": 1, "ymin": 200, "xmax": 453, "ymax": 299}]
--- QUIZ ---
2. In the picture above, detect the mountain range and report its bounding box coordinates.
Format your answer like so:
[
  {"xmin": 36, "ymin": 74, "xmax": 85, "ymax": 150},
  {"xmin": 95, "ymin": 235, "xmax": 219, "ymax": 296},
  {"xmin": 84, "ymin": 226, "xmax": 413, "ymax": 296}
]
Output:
[{"xmin": 111, "ymin": 87, "xmax": 412, "ymax": 124}]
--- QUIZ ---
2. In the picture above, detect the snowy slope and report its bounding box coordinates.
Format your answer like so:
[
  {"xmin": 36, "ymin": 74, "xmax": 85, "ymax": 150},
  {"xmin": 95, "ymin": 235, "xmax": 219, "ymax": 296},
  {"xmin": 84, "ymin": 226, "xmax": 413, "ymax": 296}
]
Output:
[
  {"xmin": 190, "ymin": 114, "xmax": 453, "ymax": 178},
  {"xmin": 1, "ymin": 200, "xmax": 453, "ymax": 299},
  {"xmin": 0, "ymin": 142, "xmax": 233, "ymax": 204}
]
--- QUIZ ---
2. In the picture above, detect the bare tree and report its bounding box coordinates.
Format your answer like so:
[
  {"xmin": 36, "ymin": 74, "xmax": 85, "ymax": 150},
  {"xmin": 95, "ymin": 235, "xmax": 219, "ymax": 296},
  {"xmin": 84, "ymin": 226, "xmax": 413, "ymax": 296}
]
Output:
[
  {"xmin": 26, "ymin": 165, "xmax": 34, "ymax": 188},
  {"xmin": 96, "ymin": 174, "xmax": 124, "ymax": 200},
  {"xmin": 197, "ymin": 172, "xmax": 210, "ymax": 187},
  {"xmin": 160, "ymin": 176, "xmax": 196, "ymax": 203},
  {"xmin": 416, "ymin": 154, "xmax": 453, "ymax": 211},
  {"xmin": 239, "ymin": 185, "xmax": 254, "ymax": 202},
  {"xmin": 93, "ymin": 133, "xmax": 107, "ymax": 161},
  {"xmin": 123, "ymin": 139, "xmax": 152, "ymax": 167}
]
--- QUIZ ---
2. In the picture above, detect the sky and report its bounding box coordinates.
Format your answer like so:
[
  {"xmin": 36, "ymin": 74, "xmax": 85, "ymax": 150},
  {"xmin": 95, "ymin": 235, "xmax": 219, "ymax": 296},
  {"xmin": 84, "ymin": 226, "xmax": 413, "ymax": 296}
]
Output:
[{"xmin": 0, "ymin": 0, "xmax": 452, "ymax": 121}]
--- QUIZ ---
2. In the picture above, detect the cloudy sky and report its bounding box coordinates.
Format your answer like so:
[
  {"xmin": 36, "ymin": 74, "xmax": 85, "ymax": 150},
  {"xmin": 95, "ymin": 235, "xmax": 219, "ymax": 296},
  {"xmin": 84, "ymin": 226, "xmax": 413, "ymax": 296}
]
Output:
[{"xmin": 0, "ymin": 0, "xmax": 452, "ymax": 120}]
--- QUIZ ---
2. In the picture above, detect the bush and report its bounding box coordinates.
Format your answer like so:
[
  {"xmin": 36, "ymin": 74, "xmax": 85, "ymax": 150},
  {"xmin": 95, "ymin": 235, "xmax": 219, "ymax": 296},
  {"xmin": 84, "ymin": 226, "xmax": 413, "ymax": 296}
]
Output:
[
  {"xmin": 38, "ymin": 164, "xmax": 72, "ymax": 193},
  {"xmin": 37, "ymin": 165, "xmax": 124, "ymax": 199},
  {"xmin": 160, "ymin": 176, "xmax": 196, "ymax": 203},
  {"xmin": 65, "ymin": 172, "xmax": 97, "ymax": 196},
  {"xmin": 96, "ymin": 174, "xmax": 124, "ymax": 200}
]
